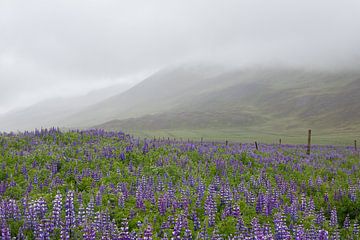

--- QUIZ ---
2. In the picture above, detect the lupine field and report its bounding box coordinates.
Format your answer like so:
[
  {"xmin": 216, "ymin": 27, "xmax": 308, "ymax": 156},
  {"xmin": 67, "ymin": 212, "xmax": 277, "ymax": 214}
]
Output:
[{"xmin": 0, "ymin": 128, "xmax": 360, "ymax": 239}]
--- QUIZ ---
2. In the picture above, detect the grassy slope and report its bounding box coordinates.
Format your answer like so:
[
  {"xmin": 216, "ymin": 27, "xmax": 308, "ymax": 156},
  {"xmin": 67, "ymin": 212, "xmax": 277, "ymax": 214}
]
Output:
[
  {"xmin": 67, "ymin": 67, "xmax": 359, "ymax": 128},
  {"xmin": 62, "ymin": 64, "xmax": 227, "ymax": 127},
  {"xmin": 126, "ymin": 127, "xmax": 360, "ymax": 145},
  {"xmin": 94, "ymin": 68, "xmax": 360, "ymax": 145}
]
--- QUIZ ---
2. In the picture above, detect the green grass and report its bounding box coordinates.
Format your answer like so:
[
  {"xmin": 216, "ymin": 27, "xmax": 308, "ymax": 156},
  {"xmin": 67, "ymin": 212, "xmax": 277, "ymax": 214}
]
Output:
[{"xmin": 126, "ymin": 127, "xmax": 360, "ymax": 146}]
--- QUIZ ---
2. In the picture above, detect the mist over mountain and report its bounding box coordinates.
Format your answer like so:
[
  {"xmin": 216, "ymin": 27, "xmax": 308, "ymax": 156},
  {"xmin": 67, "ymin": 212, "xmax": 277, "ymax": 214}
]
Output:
[
  {"xmin": 0, "ymin": 83, "xmax": 131, "ymax": 131},
  {"xmin": 2, "ymin": 0, "xmax": 360, "ymax": 119}
]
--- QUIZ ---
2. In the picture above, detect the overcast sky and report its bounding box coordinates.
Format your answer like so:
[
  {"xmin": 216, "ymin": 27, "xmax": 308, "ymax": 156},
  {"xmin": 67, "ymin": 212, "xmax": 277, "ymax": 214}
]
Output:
[{"xmin": 1, "ymin": 0, "xmax": 360, "ymax": 113}]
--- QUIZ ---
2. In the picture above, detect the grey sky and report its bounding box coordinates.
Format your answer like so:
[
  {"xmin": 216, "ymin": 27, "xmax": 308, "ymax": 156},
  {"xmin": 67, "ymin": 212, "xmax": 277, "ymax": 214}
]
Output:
[{"xmin": 1, "ymin": 0, "xmax": 360, "ymax": 113}]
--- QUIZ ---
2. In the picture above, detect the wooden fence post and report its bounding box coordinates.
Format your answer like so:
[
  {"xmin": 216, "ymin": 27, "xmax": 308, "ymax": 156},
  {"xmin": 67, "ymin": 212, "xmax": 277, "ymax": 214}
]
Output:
[
  {"xmin": 307, "ymin": 129, "xmax": 312, "ymax": 155},
  {"xmin": 279, "ymin": 138, "xmax": 282, "ymax": 145},
  {"xmin": 225, "ymin": 140, "xmax": 228, "ymax": 146},
  {"xmin": 355, "ymin": 140, "xmax": 357, "ymax": 151},
  {"xmin": 255, "ymin": 141, "xmax": 259, "ymax": 151}
]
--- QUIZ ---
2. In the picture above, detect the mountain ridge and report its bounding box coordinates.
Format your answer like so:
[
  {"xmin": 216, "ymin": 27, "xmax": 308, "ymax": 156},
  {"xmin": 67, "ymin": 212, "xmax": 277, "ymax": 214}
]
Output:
[{"xmin": 91, "ymin": 66, "xmax": 360, "ymax": 133}]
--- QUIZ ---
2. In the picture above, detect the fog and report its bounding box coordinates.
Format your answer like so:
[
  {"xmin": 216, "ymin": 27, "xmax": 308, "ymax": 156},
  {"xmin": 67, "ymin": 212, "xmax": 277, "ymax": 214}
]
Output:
[{"xmin": 1, "ymin": 0, "xmax": 360, "ymax": 113}]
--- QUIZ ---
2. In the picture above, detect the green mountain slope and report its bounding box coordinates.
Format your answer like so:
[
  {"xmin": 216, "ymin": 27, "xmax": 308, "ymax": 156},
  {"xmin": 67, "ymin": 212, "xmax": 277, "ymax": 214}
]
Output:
[
  {"xmin": 92, "ymin": 66, "xmax": 360, "ymax": 135},
  {"xmin": 62, "ymin": 64, "xmax": 228, "ymax": 127}
]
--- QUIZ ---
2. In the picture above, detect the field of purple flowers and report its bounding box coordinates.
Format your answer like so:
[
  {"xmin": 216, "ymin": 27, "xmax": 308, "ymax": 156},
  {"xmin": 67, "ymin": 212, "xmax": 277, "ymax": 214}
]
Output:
[{"xmin": 0, "ymin": 128, "xmax": 359, "ymax": 239}]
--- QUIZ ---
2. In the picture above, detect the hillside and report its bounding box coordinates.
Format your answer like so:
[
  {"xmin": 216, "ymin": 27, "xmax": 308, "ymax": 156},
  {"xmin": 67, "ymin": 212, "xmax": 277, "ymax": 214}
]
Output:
[
  {"xmin": 0, "ymin": 83, "xmax": 131, "ymax": 132},
  {"xmin": 61, "ymin": 64, "xmax": 228, "ymax": 127},
  {"xmin": 1, "ymin": 64, "xmax": 359, "ymax": 139},
  {"xmin": 92, "ymin": 66, "xmax": 360, "ymax": 135}
]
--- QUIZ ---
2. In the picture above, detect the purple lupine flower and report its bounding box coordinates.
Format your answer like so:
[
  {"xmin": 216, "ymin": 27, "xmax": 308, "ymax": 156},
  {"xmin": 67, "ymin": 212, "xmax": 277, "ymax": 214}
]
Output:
[
  {"xmin": 324, "ymin": 192, "xmax": 329, "ymax": 202},
  {"xmin": 60, "ymin": 221, "xmax": 70, "ymax": 240},
  {"xmin": 109, "ymin": 219, "xmax": 120, "ymax": 239},
  {"xmin": 1, "ymin": 221, "xmax": 11, "ymax": 240},
  {"xmin": 36, "ymin": 218, "xmax": 50, "ymax": 240},
  {"xmin": 316, "ymin": 209, "xmax": 326, "ymax": 226},
  {"xmin": 0, "ymin": 181, "xmax": 7, "ymax": 195},
  {"xmin": 142, "ymin": 142, "xmax": 149, "ymax": 154},
  {"xmin": 65, "ymin": 190, "xmax": 76, "ymax": 229},
  {"xmin": 8, "ymin": 199, "xmax": 20, "ymax": 220},
  {"xmin": 331, "ymin": 228, "xmax": 340, "ymax": 240},
  {"xmin": 143, "ymin": 224, "xmax": 153, "ymax": 240},
  {"xmin": 172, "ymin": 215, "xmax": 183, "ymax": 239},
  {"xmin": 43, "ymin": 218, "xmax": 53, "ymax": 238},
  {"xmin": 95, "ymin": 191, "xmax": 102, "ymax": 206},
  {"xmin": 192, "ymin": 212, "xmax": 201, "ymax": 231},
  {"xmin": 52, "ymin": 191, "xmax": 62, "ymax": 228},
  {"xmin": 236, "ymin": 215, "xmax": 247, "ymax": 235},
  {"xmin": 119, "ymin": 218, "xmax": 130, "ymax": 240},
  {"xmin": 86, "ymin": 196, "xmax": 95, "ymax": 219},
  {"xmin": 205, "ymin": 193, "xmax": 216, "ymax": 227},
  {"xmin": 289, "ymin": 203, "xmax": 298, "ymax": 222},
  {"xmin": 136, "ymin": 185, "xmax": 145, "ymax": 210},
  {"xmin": 318, "ymin": 229, "xmax": 328, "ymax": 240},
  {"xmin": 353, "ymin": 222, "xmax": 359, "ymax": 235},
  {"xmin": 251, "ymin": 217, "xmax": 264, "ymax": 239},
  {"xmin": 305, "ymin": 226, "xmax": 317, "ymax": 239},
  {"xmin": 77, "ymin": 203, "xmax": 86, "ymax": 226},
  {"xmin": 17, "ymin": 226, "xmax": 24, "ymax": 239},
  {"xmin": 256, "ymin": 193, "xmax": 265, "ymax": 214},
  {"xmin": 232, "ymin": 204, "xmax": 241, "ymax": 218},
  {"xmin": 294, "ymin": 224, "xmax": 305, "ymax": 239},
  {"xmin": 183, "ymin": 229, "xmax": 192, "ymax": 240},
  {"xmin": 306, "ymin": 197, "xmax": 315, "ymax": 216},
  {"xmin": 93, "ymin": 211, "xmax": 102, "ymax": 232},
  {"xmin": 22, "ymin": 165, "xmax": 28, "ymax": 180},
  {"xmin": 263, "ymin": 223, "xmax": 273, "ymax": 239},
  {"xmin": 274, "ymin": 212, "xmax": 290, "ymax": 240},
  {"xmin": 158, "ymin": 194, "xmax": 167, "ymax": 216},
  {"xmin": 343, "ymin": 214, "xmax": 350, "ymax": 229},
  {"xmin": 77, "ymin": 192, "xmax": 83, "ymax": 205},
  {"xmin": 348, "ymin": 185, "xmax": 356, "ymax": 202},
  {"xmin": 211, "ymin": 227, "xmax": 222, "ymax": 240},
  {"xmin": 300, "ymin": 194, "xmax": 307, "ymax": 212},
  {"xmin": 118, "ymin": 193, "xmax": 125, "ymax": 208},
  {"xmin": 197, "ymin": 225, "xmax": 209, "ymax": 240},
  {"xmin": 37, "ymin": 197, "xmax": 47, "ymax": 219},
  {"xmin": 330, "ymin": 207, "xmax": 337, "ymax": 227},
  {"xmin": 120, "ymin": 152, "xmax": 126, "ymax": 161},
  {"xmin": 83, "ymin": 223, "xmax": 96, "ymax": 240},
  {"xmin": 160, "ymin": 220, "xmax": 169, "ymax": 235}
]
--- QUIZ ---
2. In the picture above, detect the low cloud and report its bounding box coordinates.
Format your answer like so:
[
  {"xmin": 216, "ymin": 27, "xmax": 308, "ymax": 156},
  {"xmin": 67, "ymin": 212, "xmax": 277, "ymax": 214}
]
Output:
[{"xmin": 1, "ymin": 0, "xmax": 360, "ymax": 112}]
